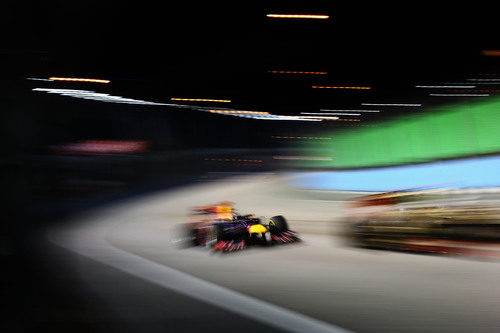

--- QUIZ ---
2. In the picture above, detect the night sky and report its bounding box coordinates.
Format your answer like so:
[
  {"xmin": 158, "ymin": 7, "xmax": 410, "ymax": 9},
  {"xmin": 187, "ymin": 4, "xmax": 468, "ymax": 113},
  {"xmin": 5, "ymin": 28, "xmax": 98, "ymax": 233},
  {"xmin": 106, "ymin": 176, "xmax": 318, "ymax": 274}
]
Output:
[{"xmin": 2, "ymin": 2, "xmax": 499, "ymax": 151}]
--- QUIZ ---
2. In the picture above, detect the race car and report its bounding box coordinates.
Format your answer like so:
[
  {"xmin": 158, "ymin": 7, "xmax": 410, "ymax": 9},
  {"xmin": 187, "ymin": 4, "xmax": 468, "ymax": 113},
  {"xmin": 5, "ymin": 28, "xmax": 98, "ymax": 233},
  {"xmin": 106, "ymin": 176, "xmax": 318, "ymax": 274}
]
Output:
[
  {"xmin": 184, "ymin": 202, "xmax": 299, "ymax": 252},
  {"xmin": 343, "ymin": 188, "xmax": 500, "ymax": 256}
]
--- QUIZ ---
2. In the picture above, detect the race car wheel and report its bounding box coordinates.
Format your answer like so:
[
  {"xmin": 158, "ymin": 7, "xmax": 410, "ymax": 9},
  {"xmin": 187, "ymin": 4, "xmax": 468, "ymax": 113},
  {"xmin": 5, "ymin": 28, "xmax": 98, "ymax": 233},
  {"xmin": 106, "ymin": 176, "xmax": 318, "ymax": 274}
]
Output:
[
  {"xmin": 269, "ymin": 215, "xmax": 288, "ymax": 232},
  {"xmin": 263, "ymin": 232, "xmax": 272, "ymax": 245}
]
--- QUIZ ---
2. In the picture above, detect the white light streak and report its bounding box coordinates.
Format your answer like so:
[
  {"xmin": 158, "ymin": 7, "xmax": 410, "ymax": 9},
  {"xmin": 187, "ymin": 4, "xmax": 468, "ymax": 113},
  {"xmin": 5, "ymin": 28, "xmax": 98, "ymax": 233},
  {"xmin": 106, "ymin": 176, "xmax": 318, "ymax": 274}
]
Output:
[
  {"xmin": 299, "ymin": 116, "xmax": 339, "ymax": 120},
  {"xmin": 443, "ymin": 82, "xmax": 500, "ymax": 85},
  {"xmin": 32, "ymin": 88, "xmax": 321, "ymax": 122},
  {"xmin": 33, "ymin": 88, "xmax": 171, "ymax": 105},
  {"xmin": 27, "ymin": 77, "xmax": 54, "ymax": 81}
]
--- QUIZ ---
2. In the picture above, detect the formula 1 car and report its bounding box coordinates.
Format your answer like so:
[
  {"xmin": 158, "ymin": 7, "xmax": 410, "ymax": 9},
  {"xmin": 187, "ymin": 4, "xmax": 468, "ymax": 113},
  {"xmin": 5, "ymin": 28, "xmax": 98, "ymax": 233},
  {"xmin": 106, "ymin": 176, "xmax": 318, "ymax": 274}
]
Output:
[
  {"xmin": 184, "ymin": 202, "xmax": 299, "ymax": 252},
  {"xmin": 343, "ymin": 188, "xmax": 500, "ymax": 257}
]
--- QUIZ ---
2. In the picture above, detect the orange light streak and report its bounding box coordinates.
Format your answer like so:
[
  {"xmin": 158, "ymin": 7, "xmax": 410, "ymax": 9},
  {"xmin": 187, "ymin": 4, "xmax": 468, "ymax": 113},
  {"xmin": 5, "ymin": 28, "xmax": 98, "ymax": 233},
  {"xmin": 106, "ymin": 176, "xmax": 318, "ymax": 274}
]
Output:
[
  {"xmin": 266, "ymin": 14, "xmax": 329, "ymax": 19},
  {"xmin": 171, "ymin": 98, "xmax": 231, "ymax": 103},
  {"xmin": 49, "ymin": 77, "xmax": 110, "ymax": 83},
  {"xmin": 482, "ymin": 50, "xmax": 500, "ymax": 56}
]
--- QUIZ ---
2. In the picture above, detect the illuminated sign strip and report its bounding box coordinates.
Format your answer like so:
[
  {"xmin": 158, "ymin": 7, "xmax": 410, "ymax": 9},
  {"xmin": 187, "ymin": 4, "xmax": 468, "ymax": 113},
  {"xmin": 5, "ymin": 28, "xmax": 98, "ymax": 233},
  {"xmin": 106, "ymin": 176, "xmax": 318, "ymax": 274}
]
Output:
[
  {"xmin": 49, "ymin": 77, "xmax": 110, "ymax": 83},
  {"xmin": 266, "ymin": 14, "xmax": 329, "ymax": 19}
]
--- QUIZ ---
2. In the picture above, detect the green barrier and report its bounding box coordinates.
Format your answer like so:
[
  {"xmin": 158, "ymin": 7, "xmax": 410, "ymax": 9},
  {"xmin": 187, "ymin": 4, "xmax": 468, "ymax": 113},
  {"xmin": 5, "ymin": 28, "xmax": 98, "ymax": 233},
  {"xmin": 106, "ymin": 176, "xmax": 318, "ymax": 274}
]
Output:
[{"xmin": 298, "ymin": 97, "xmax": 500, "ymax": 168}]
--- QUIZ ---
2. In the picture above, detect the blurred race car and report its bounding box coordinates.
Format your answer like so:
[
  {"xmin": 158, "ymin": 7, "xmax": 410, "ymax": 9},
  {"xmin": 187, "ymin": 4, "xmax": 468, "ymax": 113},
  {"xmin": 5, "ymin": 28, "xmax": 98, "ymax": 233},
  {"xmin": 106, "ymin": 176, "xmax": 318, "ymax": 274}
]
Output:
[
  {"xmin": 184, "ymin": 201, "xmax": 299, "ymax": 252},
  {"xmin": 343, "ymin": 188, "xmax": 500, "ymax": 257}
]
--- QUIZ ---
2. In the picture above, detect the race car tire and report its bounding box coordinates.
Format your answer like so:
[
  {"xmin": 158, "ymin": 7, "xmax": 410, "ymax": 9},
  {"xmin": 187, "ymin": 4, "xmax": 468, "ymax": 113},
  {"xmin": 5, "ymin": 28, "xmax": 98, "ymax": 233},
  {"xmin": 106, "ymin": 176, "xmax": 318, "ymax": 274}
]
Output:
[{"xmin": 269, "ymin": 215, "xmax": 288, "ymax": 232}]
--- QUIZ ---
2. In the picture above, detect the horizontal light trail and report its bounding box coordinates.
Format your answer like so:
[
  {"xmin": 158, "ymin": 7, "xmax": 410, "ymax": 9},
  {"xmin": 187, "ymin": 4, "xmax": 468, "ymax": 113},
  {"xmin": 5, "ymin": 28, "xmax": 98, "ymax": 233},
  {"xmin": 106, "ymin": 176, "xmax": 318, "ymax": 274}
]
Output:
[
  {"xmin": 312, "ymin": 86, "xmax": 371, "ymax": 90},
  {"xmin": 49, "ymin": 77, "xmax": 110, "ymax": 83},
  {"xmin": 209, "ymin": 110, "xmax": 270, "ymax": 115},
  {"xmin": 361, "ymin": 103, "xmax": 421, "ymax": 107},
  {"xmin": 299, "ymin": 116, "xmax": 339, "ymax": 120},
  {"xmin": 320, "ymin": 109, "xmax": 380, "ymax": 113},
  {"xmin": 446, "ymin": 89, "xmax": 500, "ymax": 93},
  {"xmin": 27, "ymin": 77, "xmax": 54, "ymax": 81},
  {"xmin": 443, "ymin": 82, "xmax": 500, "ymax": 85},
  {"xmin": 171, "ymin": 98, "xmax": 231, "ymax": 103},
  {"xmin": 481, "ymin": 50, "xmax": 500, "ymax": 56},
  {"xmin": 266, "ymin": 14, "xmax": 329, "ymax": 19},
  {"xmin": 33, "ymin": 88, "xmax": 322, "ymax": 122},
  {"xmin": 301, "ymin": 112, "xmax": 360, "ymax": 116},
  {"xmin": 267, "ymin": 70, "xmax": 327, "ymax": 75},
  {"xmin": 299, "ymin": 116, "xmax": 360, "ymax": 122},
  {"xmin": 33, "ymin": 88, "xmax": 169, "ymax": 105}
]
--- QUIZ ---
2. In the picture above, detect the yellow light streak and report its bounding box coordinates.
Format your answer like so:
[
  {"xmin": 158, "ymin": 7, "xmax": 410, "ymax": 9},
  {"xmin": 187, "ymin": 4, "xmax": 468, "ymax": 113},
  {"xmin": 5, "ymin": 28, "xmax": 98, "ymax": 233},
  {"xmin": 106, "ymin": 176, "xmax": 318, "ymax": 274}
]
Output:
[
  {"xmin": 49, "ymin": 77, "xmax": 110, "ymax": 83},
  {"xmin": 171, "ymin": 98, "xmax": 231, "ymax": 103},
  {"xmin": 266, "ymin": 14, "xmax": 329, "ymax": 19},
  {"xmin": 312, "ymin": 86, "xmax": 371, "ymax": 90}
]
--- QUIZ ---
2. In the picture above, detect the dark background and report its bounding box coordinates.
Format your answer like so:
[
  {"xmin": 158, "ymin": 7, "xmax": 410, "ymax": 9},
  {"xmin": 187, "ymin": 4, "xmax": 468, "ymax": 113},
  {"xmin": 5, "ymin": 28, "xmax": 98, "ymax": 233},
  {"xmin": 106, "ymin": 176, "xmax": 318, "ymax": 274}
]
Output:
[{"xmin": 1, "ymin": 2, "xmax": 498, "ymax": 225}]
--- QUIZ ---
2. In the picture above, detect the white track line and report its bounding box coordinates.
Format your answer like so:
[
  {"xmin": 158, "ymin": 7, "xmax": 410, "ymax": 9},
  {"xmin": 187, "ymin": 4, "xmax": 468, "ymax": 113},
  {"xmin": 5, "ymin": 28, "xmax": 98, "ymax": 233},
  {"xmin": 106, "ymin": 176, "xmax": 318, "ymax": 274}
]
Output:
[{"xmin": 48, "ymin": 220, "xmax": 352, "ymax": 333}]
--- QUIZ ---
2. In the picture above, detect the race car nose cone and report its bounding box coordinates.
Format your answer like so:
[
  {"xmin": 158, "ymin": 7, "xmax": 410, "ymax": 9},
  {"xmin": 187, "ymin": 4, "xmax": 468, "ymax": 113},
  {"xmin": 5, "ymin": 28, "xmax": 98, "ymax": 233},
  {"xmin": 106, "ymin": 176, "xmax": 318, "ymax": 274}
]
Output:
[{"xmin": 248, "ymin": 224, "xmax": 268, "ymax": 234}]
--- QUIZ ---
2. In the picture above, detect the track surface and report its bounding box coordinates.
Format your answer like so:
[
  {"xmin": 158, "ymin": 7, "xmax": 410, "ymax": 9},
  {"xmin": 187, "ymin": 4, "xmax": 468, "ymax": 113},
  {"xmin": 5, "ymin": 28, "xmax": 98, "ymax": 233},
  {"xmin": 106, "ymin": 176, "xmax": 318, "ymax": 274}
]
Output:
[{"xmin": 49, "ymin": 174, "xmax": 500, "ymax": 332}]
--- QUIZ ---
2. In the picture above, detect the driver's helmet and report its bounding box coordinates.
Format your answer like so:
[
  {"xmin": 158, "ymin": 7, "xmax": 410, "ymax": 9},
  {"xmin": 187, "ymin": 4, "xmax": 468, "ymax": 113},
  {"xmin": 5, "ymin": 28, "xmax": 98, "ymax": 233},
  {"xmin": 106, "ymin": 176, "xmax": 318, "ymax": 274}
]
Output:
[{"xmin": 215, "ymin": 201, "xmax": 235, "ymax": 220}]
